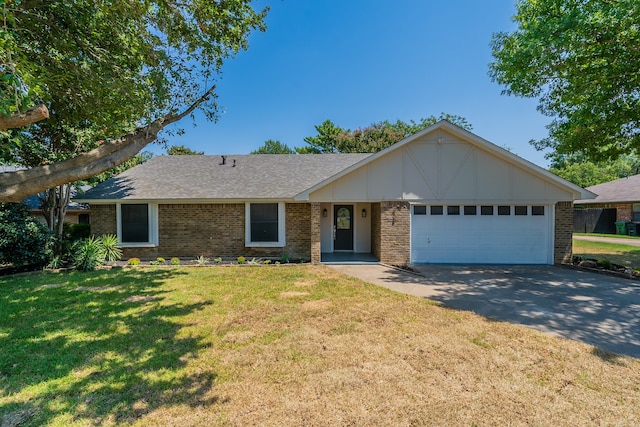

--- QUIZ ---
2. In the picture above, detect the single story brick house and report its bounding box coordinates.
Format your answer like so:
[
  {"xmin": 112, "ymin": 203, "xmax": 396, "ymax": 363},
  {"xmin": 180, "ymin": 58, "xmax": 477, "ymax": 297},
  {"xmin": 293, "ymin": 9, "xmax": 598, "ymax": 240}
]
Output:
[
  {"xmin": 574, "ymin": 174, "xmax": 640, "ymax": 225},
  {"xmin": 76, "ymin": 121, "xmax": 594, "ymax": 265}
]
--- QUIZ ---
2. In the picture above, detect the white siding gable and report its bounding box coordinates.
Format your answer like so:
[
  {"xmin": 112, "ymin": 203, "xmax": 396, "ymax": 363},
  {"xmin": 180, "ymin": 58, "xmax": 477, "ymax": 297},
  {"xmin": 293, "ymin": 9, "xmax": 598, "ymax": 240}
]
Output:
[{"xmin": 308, "ymin": 129, "xmax": 575, "ymax": 203}]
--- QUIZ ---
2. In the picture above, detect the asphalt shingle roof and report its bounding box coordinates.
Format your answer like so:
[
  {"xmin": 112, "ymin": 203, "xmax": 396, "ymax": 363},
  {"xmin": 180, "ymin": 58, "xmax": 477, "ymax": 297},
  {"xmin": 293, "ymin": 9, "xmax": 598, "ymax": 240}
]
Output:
[
  {"xmin": 79, "ymin": 154, "xmax": 372, "ymax": 201},
  {"xmin": 576, "ymin": 174, "xmax": 640, "ymax": 204}
]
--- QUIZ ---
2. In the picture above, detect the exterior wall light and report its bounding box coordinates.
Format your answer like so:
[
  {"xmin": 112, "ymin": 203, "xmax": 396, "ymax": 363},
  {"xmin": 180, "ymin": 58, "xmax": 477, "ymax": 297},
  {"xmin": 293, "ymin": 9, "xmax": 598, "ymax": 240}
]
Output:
[
  {"xmin": 362, "ymin": 208, "xmax": 367, "ymax": 218},
  {"xmin": 323, "ymin": 208, "xmax": 328, "ymax": 217}
]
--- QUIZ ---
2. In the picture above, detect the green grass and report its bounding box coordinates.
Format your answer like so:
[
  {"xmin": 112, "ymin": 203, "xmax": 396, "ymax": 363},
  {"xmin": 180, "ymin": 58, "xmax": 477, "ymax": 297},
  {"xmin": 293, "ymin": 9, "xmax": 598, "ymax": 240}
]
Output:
[
  {"xmin": 0, "ymin": 266, "xmax": 370, "ymax": 426},
  {"xmin": 574, "ymin": 232, "xmax": 640, "ymax": 240},
  {"xmin": 1, "ymin": 266, "xmax": 639, "ymax": 426},
  {"xmin": 573, "ymin": 238, "xmax": 640, "ymax": 268}
]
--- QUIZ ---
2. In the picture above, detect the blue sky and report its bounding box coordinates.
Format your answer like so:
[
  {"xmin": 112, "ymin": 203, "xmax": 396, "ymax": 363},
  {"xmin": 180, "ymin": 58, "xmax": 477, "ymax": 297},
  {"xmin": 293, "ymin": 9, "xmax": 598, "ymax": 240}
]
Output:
[{"xmin": 158, "ymin": 0, "xmax": 554, "ymax": 168}]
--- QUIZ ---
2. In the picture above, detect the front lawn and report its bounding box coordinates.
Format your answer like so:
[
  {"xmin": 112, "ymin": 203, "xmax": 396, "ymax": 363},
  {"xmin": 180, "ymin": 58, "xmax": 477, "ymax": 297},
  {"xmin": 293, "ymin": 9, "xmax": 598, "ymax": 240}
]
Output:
[{"xmin": 1, "ymin": 266, "xmax": 639, "ymax": 426}]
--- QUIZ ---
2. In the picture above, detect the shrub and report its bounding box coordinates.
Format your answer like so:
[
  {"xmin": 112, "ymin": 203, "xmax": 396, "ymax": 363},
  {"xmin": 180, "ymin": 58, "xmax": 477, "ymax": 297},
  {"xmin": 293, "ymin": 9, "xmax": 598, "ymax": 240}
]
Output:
[
  {"xmin": 237, "ymin": 256, "xmax": 245, "ymax": 264},
  {"xmin": 170, "ymin": 257, "xmax": 181, "ymax": 265},
  {"xmin": 264, "ymin": 259, "xmax": 271, "ymax": 265},
  {"xmin": 127, "ymin": 257, "xmax": 141, "ymax": 266},
  {"xmin": 157, "ymin": 257, "xmax": 166, "ymax": 264},
  {"xmin": 0, "ymin": 202, "xmax": 54, "ymax": 267},
  {"xmin": 597, "ymin": 259, "xmax": 612, "ymax": 270},
  {"xmin": 73, "ymin": 236, "xmax": 107, "ymax": 271},
  {"xmin": 100, "ymin": 234, "xmax": 122, "ymax": 263},
  {"xmin": 214, "ymin": 257, "xmax": 222, "ymax": 264},
  {"xmin": 280, "ymin": 253, "xmax": 289, "ymax": 263},
  {"xmin": 149, "ymin": 260, "xmax": 160, "ymax": 265},
  {"xmin": 63, "ymin": 222, "xmax": 91, "ymax": 241},
  {"xmin": 71, "ymin": 234, "xmax": 123, "ymax": 271},
  {"xmin": 194, "ymin": 256, "xmax": 209, "ymax": 265}
]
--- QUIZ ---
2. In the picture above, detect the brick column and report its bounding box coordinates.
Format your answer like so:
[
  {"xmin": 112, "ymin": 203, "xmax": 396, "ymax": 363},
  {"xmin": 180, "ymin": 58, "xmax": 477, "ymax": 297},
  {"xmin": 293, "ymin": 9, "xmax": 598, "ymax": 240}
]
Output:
[
  {"xmin": 554, "ymin": 201, "xmax": 573, "ymax": 264},
  {"xmin": 310, "ymin": 202, "xmax": 321, "ymax": 264},
  {"xmin": 379, "ymin": 201, "xmax": 410, "ymax": 265},
  {"xmin": 370, "ymin": 203, "xmax": 381, "ymax": 260}
]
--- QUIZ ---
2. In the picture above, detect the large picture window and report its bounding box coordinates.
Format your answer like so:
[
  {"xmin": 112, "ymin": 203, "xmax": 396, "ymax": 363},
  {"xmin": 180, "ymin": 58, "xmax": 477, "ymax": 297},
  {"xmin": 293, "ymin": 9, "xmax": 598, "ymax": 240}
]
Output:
[
  {"xmin": 245, "ymin": 202, "xmax": 285, "ymax": 247},
  {"xmin": 117, "ymin": 203, "xmax": 158, "ymax": 247},
  {"xmin": 121, "ymin": 204, "xmax": 149, "ymax": 243}
]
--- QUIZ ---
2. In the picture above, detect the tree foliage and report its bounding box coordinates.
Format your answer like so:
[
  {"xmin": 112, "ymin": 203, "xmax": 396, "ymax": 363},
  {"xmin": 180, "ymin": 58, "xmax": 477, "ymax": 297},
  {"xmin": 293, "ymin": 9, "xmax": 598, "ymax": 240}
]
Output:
[
  {"xmin": 296, "ymin": 120, "xmax": 345, "ymax": 154},
  {"xmin": 0, "ymin": 0, "xmax": 268, "ymax": 201},
  {"xmin": 167, "ymin": 145, "xmax": 204, "ymax": 155},
  {"xmin": 297, "ymin": 114, "xmax": 472, "ymax": 154},
  {"xmin": 548, "ymin": 153, "xmax": 639, "ymax": 188},
  {"xmin": 251, "ymin": 139, "xmax": 295, "ymax": 154},
  {"xmin": 0, "ymin": 202, "xmax": 53, "ymax": 266},
  {"xmin": 489, "ymin": 0, "xmax": 640, "ymax": 161}
]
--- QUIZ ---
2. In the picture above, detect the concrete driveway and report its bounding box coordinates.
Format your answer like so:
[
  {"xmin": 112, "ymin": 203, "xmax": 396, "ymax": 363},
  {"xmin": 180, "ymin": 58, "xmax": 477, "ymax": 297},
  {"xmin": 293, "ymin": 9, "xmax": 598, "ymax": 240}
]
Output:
[{"xmin": 329, "ymin": 264, "xmax": 640, "ymax": 359}]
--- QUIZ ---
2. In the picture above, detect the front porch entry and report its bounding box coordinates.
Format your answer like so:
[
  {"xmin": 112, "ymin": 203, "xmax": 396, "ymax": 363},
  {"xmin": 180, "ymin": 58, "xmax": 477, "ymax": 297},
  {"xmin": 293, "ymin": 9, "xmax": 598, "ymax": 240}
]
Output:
[{"xmin": 318, "ymin": 202, "xmax": 377, "ymax": 263}]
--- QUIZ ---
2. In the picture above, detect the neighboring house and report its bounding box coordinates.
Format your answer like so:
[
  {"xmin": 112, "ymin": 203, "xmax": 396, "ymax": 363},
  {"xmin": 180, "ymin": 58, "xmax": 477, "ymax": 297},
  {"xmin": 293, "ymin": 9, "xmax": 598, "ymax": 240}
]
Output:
[
  {"xmin": 22, "ymin": 194, "xmax": 90, "ymax": 225},
  {"xmin": 574, "ymin": 174, "xmax": 640, "ymax": 234},
  {"xmin": 0, "ymin": 166, "xmax": 90, "ymax": 224},
  {"xmin": 75, "ymin": 121, "xmax": 594, "ymax": 265}
]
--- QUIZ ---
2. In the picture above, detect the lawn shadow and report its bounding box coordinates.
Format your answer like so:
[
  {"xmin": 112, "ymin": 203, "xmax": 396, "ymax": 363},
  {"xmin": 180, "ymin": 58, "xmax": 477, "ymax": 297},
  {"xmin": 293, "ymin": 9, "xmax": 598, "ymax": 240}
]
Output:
[{"xmin": 0, "ymin": 268, "xmax": 220, "ymax": 425}]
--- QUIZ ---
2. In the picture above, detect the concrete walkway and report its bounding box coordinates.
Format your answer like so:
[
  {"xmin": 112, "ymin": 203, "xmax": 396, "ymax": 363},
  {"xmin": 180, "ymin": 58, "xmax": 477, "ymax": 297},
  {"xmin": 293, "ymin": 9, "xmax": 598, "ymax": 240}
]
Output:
[
  {"xmin": 574, "ymin": 235, "xmax": 640, "ymax": 247},
  {"xmin": 329, "ymin": 264, "xmax": 640, "ymax": 359}
]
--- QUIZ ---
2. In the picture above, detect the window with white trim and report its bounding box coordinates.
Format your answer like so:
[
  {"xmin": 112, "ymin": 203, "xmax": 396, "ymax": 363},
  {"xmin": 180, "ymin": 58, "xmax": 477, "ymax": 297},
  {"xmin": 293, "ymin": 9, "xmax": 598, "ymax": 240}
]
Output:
[
  {"xmin": 117, "ymin": 203, "xmax": 158, "ymax": 247},
  {"xmin": 245, "ymin": 202, "xmax": 285, "ymax": 247}
]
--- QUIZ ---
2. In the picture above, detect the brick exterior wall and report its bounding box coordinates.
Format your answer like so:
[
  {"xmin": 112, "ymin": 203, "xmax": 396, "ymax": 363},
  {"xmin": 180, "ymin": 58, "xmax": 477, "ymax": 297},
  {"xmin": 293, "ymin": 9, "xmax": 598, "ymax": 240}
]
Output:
[
  {"xmin": 378, "ymin": 201, "xmax": 410, "ymax": 265},
  {"xmin": 370, "ymin": 202, "xmax": 381, "ymax": 260},
  {"xmin": 90, "ymin": 202, "xmax": 310, "ymax": 261},
  {"xmin": 616, "ymin": 203, "xmax": 634, "ymax": 221},
  {"xmin": 554, "ymin": 201, "xmax": 573, "ymax": 264},
  {"xmin": 310, "ymin": 203, "xmax": 321, "ymax": 264},
  {"xmin": 90, "ymin": 204, "xmax": 116, "ymax": 236}
]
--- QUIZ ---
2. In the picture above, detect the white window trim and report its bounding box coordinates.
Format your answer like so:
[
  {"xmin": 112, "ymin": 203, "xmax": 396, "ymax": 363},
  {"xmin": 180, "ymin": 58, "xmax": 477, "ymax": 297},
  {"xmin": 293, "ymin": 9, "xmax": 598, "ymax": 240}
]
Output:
[
  {"xmin": 245, "ymin": 202, "xmax": 286, "ymax": 247},
  {"xmin": 116, "ymin": 203, "xmax": 159, "ymax": 248}
]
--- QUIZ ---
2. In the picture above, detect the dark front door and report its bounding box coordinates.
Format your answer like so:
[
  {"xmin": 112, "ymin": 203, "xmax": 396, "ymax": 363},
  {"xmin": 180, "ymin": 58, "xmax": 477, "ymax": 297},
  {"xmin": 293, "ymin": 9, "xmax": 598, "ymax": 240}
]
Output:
[{"xmin": 334, "ymin": 205, "xmax": 354, "ymax": 251}]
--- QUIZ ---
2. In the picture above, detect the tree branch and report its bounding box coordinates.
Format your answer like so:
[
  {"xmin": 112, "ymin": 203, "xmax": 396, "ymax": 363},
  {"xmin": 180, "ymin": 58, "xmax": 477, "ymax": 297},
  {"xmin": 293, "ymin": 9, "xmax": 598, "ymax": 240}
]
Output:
[
  {"xmin": 0, "ymin": 86, "xmax": 215, "ymax": 202},
  {"xmin": 0, "ymin": 104, "xmax": 50, "ymax": 131}
]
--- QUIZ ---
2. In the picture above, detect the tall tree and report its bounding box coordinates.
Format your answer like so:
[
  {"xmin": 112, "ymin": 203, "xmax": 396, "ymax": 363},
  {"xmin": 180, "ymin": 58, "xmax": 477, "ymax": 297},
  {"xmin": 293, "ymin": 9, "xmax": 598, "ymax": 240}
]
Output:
[
  {"xmin": 296, "ymin": 120, "xmax": 346, "ymax": 154},
  {"xmin": 0, "ymin": 0, "xmax": 268, "ymax": 201},
  {"xmin": 251, "ymin": 139, "xmax": 295, "ymax": 154},
  {"xmin": 298, "ymin": 114, "xmax": 472, "ymax": 154},
  {"xmin": 489, "ymin": 0, "xmax": 640, "ymax": 161},
  {"xmin": 167, "ymin": 145, "xmax": 204, "ymax": 155}
]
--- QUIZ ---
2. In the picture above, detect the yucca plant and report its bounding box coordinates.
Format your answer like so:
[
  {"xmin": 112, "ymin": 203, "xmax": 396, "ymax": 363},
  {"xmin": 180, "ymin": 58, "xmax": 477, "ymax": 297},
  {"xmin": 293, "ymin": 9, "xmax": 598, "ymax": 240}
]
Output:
[
  {"xmin": 72, "ymin": 236, "xmax": 106, "ymax": 271},
  {"xmin": 100, "ymin": 234, "xmax": 122, "ymax": 264}
]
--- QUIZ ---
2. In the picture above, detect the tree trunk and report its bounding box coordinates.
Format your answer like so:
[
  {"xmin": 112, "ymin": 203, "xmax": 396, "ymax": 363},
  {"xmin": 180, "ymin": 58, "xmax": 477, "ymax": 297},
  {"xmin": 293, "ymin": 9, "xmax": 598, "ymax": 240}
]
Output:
[
  {"xmin": 0, "ymin": 104, "xmax": 49, "ymax": 131},
  {"xmin": 0, "ymin": 86, "xmax": 215, "ymax": 202},
  {"xmin": 57, "ymin": 185, "xmax": 71, "ymax": 238}
]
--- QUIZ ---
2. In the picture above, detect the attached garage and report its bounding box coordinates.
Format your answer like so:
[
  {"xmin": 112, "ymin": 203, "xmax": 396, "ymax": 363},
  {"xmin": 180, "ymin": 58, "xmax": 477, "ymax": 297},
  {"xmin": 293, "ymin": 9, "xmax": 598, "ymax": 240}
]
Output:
[
  {"xmin": 297, "ymin": 120, "xmax": 596, "ymax": 265},
  {"xmin": 411, "ymin": 204, "xmax": 553, "ymax": 264}
]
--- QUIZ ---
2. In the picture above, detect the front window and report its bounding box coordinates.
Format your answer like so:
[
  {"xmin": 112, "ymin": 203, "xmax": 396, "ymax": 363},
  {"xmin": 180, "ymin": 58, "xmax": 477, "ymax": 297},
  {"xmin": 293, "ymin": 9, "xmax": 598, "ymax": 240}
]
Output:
[
  {"xmin": 117, "ymin": 203, "xmax": 158, "ymax": 247},
  {"xmin": 121, "ymin": 204, "xmax": 149, "ymax": 243},
  {"xmin": 245, "ymin": 202, "xmax": 285, "ymax": 247}
]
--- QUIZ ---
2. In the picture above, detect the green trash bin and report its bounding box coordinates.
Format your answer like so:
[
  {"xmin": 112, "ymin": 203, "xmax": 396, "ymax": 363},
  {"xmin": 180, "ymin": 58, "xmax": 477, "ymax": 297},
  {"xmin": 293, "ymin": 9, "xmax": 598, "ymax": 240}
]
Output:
[{"xmin": 615, "ymin": 221, "xmax": 627, "ymax": 235}]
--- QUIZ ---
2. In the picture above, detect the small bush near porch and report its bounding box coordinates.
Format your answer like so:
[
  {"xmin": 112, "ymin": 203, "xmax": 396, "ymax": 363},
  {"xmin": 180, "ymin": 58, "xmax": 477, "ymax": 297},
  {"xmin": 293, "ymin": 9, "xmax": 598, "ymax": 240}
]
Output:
[{"xmin": 1, "ymin": 266, "xmax": 639, "ymax": 426}]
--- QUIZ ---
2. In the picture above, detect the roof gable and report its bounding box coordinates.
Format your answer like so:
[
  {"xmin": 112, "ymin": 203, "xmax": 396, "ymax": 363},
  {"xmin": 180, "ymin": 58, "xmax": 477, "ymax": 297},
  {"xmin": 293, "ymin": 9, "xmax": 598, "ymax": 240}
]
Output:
[{"xmin": 296, "ymin": 121, "xmax": 595, "ymax": 202}]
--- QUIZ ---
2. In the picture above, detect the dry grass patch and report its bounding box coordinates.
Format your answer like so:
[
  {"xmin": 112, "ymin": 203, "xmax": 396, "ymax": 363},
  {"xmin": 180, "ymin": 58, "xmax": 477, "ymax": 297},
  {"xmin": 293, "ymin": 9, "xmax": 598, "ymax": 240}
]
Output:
[{"xmin": 1, "ymin": 266, "xmax": 639, "ymax": 426}]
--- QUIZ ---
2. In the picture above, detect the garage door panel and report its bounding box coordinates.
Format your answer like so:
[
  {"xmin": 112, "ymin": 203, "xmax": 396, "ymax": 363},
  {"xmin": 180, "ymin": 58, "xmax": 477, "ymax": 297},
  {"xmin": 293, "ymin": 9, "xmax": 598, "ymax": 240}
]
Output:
[{"xmin": 411, "ymin": 206, "xmax": 551, "ymax": 264}]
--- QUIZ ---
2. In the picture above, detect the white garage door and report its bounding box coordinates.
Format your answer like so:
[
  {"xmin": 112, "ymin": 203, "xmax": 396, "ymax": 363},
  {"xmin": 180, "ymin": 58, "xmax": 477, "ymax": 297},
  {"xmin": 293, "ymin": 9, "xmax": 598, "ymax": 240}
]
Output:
[{"xmin": 411, "ymin": 204, "xmax": 552, "ymax": 264}]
